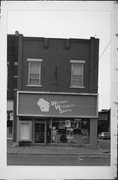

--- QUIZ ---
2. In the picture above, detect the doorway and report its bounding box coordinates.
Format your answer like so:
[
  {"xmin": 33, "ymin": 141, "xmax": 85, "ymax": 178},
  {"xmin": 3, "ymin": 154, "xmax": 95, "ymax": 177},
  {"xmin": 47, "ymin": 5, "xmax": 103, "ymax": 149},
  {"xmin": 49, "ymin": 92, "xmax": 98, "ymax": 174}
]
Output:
[{"xmin": 35, "ymin": 122, "xmax": 45, "ymax": 143}]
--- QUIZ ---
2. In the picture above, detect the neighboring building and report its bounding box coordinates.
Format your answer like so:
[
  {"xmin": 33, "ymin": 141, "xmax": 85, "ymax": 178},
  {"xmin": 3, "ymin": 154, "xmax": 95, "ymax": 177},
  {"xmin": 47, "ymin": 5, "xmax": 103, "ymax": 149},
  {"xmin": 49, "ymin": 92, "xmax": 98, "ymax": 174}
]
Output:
[
  {"xmin": 98, "ymin": 109, "xmax": 111, "ymax": 134},
  {"xmin": 7, "ymin": 34, "xmax": 18, "ymax": 139},
  {"xmin": 9, "ymin": 33, "xmax": 99, "ymax": 148}
]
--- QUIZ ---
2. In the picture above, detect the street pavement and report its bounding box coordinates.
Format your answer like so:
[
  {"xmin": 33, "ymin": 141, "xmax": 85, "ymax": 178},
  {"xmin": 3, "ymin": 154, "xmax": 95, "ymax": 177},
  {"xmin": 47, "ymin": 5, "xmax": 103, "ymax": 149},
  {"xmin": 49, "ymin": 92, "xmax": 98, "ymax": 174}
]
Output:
[
  {"xmin": 7, "ymin": 139, "xmax": 110, "ymax": 166},
  {"xmin": 7, "ymin": 154, "xmax": 110, "ymax": 166}
]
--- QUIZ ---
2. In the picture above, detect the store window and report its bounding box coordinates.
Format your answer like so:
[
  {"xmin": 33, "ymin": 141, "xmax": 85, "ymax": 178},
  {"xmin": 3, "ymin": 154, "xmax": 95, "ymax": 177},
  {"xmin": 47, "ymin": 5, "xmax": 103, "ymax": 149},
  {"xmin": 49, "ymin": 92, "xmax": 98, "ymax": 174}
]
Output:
[
  {"xmin": 27, "ymin": 58, "xmax": 42, "ymax": 86},
  {"xmin": 19, "ymin": 121, "xmax": 32, "ymax": 141},
  {"xmin": 51, "ymin": 119, "xmax": 90, "ymax": 145},
  {"xmin": 70, "ymin": 60, "xmax": 85, "ymax": 88}
]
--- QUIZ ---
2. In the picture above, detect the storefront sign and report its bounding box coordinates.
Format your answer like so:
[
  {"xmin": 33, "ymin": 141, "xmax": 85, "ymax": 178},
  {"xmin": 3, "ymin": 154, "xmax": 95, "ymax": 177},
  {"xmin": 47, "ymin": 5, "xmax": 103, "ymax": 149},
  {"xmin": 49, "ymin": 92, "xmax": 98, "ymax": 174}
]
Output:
[
  {"xmin": 98, "ymin": 113, "xmax": 108, "ymax": 121},
  {"xmin": 17, "ymin": 91, "xmax": 98, "ymax": 118}
]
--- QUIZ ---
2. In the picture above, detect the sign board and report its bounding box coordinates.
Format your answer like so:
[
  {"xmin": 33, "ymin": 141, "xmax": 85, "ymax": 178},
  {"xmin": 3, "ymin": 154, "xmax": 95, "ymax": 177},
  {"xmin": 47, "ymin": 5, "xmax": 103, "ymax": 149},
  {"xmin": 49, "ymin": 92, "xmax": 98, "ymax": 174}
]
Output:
[
  {"xmin": 17, "ymin": 91, "xmax": 98, "ymax": 118},
  {"xmin": 98, "ymin": 113, "xmax": 108, "ymax": 121}
]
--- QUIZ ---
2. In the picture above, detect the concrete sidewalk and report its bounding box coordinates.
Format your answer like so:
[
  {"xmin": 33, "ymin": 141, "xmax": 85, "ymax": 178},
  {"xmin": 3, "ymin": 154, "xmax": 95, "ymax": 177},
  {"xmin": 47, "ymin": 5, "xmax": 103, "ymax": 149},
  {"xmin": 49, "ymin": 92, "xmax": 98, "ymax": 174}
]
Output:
[{"xmin": 7, "ymin": 141, "xmax": 110, "ymax": 157}]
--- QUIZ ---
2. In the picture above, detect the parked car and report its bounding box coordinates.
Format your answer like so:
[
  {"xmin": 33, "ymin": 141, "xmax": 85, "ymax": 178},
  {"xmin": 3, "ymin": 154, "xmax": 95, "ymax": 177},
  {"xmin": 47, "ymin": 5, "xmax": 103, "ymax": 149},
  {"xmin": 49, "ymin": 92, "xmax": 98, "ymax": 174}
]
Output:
[{"xmin": 99, "ymin": 132, "xmax": 110, "ymax": 140}]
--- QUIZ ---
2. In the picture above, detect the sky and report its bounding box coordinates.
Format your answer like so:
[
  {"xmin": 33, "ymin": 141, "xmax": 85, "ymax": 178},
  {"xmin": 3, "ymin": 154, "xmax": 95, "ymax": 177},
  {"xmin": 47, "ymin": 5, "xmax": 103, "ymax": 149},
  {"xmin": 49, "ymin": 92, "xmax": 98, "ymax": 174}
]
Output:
[{"xmin": 7, "ymin": 1, "xmax": 112, "ymax": 111}]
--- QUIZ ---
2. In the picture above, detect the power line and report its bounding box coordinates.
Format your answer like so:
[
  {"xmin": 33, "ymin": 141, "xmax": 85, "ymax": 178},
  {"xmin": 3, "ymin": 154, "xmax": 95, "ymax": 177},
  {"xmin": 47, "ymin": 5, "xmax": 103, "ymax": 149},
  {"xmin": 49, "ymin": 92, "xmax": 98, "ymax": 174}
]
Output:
[{"xmin": 99, "ymin": 41, "xmax": 111, "ymax": 60}]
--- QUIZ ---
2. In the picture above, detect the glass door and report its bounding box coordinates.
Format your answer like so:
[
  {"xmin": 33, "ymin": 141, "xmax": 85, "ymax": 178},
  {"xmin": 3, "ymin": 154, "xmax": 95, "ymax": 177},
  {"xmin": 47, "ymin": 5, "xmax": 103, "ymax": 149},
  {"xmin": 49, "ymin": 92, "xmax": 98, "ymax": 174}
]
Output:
[{"xmin": 35, "ymin": 122, "xmax": 45, "ymax": 143}]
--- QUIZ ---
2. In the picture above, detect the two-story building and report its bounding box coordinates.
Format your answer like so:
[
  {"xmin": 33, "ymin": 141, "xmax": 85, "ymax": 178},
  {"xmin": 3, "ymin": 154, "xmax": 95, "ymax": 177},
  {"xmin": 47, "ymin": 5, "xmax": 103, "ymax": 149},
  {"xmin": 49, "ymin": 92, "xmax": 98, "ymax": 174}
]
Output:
[{"xmin": 11, "ymin": 34, "xmax": 99, "ymax": 148}]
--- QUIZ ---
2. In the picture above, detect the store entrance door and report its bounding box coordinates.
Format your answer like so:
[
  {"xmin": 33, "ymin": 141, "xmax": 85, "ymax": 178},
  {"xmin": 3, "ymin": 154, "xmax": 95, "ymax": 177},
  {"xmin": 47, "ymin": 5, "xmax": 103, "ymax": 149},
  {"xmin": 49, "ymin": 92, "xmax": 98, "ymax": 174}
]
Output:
[{"xmin": 35, "ymin": 122, "xmax": 45, "ymax": 143}]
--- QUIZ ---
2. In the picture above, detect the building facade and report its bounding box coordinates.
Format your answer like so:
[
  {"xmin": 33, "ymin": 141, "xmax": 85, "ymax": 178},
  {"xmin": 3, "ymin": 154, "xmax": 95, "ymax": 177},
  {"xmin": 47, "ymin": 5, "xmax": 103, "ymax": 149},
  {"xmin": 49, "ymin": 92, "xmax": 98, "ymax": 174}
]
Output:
[
  {"xmin": 7, "ymin": 34, "xmax": 18, "ymax": 139},
  {"xmin": 98, "ymin": 109, "xmax": 111, "ymax": 134},
  {"xmin": 12, "ymin": 34, "xmax": 99, "ymax": 148}
]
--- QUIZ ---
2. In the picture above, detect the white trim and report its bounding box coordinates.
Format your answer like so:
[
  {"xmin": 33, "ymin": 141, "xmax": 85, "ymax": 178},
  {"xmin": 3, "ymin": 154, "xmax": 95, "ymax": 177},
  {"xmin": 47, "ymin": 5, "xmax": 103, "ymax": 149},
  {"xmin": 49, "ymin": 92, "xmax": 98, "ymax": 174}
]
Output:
[
  {"xmin": 17, "ymin": 90, "xmax": 98, "ymax": 96},
  {"xmin": 70, "ymin": 60, "xmax": 85, "ymax": 64},
  {"xmin": 17, "ymin": 113, "xmax": 98, "ymax": 118},
  {"xmin": 26, "ymin": 84, "xmax": 42, "ymax": 87},
  {"xmin": 27, "ymin": 58, "xmax": 43, "ymax": 62},
  {"xmin": 70, "ymin": 86, "xmax": 85, "ymax": 89}
]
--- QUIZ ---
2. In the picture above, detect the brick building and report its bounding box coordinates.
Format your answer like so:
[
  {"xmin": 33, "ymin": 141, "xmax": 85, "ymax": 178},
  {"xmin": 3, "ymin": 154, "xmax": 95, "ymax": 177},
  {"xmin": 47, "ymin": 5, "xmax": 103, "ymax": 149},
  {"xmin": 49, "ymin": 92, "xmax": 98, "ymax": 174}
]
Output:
[
  {"xmin": 7, "ymin": 34, "xmax": 18, "ymax": 139},
  {"xmin": 98, "ymin": 109, "xmax": 111, "ymax": 134},
  {"xmin": 8, "ymin": 33, "xmax": 99, "ymax": 148}
]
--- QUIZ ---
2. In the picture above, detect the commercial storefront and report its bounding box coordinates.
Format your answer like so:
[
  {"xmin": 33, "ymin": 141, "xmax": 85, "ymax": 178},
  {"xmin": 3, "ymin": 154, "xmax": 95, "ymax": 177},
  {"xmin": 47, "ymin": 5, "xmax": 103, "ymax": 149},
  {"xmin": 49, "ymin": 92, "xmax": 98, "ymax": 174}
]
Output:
[
  {"xmin": 17, "ymin": 91, "xmax": 98, "ymax": 146},
  {"xmin": 10, "ymin": 35, "xmax": 99, "ymax": 148}
]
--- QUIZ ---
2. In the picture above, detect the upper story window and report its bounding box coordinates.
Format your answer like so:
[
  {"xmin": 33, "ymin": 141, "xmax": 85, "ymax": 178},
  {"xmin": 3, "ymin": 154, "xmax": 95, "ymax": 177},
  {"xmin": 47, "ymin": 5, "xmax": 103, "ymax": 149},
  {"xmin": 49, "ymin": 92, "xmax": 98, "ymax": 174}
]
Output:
[
  {"xmin": 70, "ymin": 60, "xmax": 85, "ymax": 88},
  {"xmin": 27, "ymin": 58, "xmax": 42, "ymax": 86}
]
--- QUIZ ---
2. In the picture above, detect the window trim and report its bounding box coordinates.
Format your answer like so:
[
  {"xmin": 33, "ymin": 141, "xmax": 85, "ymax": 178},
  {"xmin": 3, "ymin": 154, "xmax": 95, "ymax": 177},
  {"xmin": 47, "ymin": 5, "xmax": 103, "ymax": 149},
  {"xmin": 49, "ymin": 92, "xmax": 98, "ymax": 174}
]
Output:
[
  {"xmin": 19, "ymin": 121, "xmax": 32, "ymax": 141},
  {"xmin": 27, "ymin": 58, "xmax": 42, "ymax": 87},
  {"xmin": 70, "ymin": 60, "xmax": 85, "ymax": 88},
  {"xmin": 70, "ymin": 60, "xmax": 85, "ymax": 64},
  {"xmin": 27, "ymin": 58, "xmax": 42, "ymax": 62}
]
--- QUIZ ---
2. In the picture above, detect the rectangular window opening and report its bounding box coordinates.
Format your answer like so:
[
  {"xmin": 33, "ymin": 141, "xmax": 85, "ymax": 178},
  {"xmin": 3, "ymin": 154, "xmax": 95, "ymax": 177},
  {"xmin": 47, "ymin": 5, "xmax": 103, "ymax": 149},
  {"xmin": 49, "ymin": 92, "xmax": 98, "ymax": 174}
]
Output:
[
  {"xmin": 70, "ymin": 60, "xmax": 85, "ymax": 88},
  {"xmin": 28, "ymin": 59, "xmax": 42, "ymax": 86}
]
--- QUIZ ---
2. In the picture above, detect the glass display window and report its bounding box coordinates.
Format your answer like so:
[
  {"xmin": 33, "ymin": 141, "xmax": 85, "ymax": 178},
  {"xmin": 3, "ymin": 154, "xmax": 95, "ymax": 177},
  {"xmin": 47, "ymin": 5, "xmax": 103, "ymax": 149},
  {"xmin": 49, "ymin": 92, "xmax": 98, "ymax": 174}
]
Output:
[{"xmin": 51, "ymin": 119, "xmax": 90, "ymax": 145}]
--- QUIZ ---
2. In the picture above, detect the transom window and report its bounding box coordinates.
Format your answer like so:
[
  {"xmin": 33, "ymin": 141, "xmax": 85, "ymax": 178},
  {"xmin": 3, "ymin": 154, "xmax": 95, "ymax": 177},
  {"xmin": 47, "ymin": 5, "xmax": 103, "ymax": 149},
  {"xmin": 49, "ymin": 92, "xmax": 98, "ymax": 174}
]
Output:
[
  {"xmin": 70, "ymin": 60, "xmax": 85, "ymax": 88},
  {"xmin": 27, "ymin": 58, "xmax": 42, "ymax": 86}
]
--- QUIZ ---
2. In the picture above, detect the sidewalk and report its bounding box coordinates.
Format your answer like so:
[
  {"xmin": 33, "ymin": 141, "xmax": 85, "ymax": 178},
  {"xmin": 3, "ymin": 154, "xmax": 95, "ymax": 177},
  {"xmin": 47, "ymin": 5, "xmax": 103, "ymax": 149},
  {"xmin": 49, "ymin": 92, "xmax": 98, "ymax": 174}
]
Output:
[{"xmin": 7, "ymin": 141, "xmax": 110, "ymax": 157}]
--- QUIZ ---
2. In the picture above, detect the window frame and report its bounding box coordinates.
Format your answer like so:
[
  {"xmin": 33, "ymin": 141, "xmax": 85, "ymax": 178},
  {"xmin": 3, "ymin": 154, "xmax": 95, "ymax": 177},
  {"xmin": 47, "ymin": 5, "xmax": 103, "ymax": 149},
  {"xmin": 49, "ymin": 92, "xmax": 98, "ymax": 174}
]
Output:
[
  {"xmin": 27, "ymin": 58, "xmax": 42, "ymax": 87},
  {"xmin": 19, "ymin": 121, "xmax": 32, "ymax": 141},
  {"xmin": 70, "ymin": 60, "xmax": 85, "ymax": 88}
]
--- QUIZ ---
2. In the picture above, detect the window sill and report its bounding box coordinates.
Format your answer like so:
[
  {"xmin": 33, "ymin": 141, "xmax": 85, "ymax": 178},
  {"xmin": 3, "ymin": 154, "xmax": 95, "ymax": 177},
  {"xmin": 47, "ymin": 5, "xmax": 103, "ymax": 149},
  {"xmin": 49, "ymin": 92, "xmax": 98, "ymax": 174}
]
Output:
[
  {"xmin": 26, "ymin": 84, "xmax": 42, "ymax": 87},
  {"xmin": 70, "ymin": 86, "xmax": 85, "ymax": 89}
]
